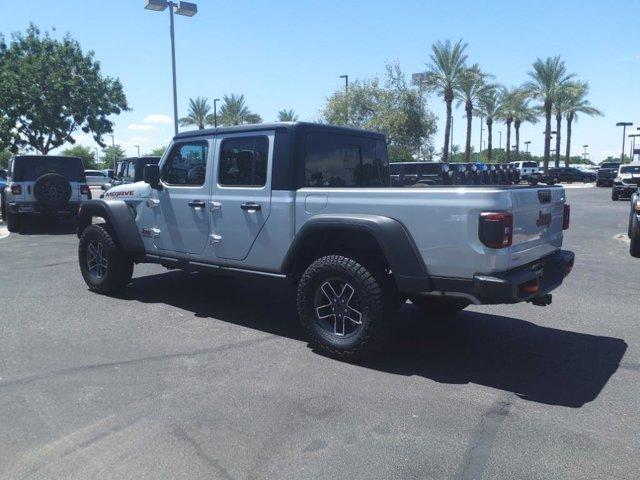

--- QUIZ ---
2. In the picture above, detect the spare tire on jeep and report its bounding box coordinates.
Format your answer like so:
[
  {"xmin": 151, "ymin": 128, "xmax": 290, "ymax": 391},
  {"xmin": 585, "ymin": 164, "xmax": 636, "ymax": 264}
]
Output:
[{"xmin": 34, "ymin": 173, "xmax": 72, "ymax": 206}]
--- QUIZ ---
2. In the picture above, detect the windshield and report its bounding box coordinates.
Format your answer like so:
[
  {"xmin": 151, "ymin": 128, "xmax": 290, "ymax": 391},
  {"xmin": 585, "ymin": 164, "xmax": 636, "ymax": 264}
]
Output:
[
  {"xmin": 13, "ymin": 156, "xmax": 85, "ymax": 182},
  {"xmin": 601, "ymin": 163, "xmax": 621, "ymax": 169},
  {"xmin": 620, "ymin": 166, "xmax": 640, "ymax": 174}
]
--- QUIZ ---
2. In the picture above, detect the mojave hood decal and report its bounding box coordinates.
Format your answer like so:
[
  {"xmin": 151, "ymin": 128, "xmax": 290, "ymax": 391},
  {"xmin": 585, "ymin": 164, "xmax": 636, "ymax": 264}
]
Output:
[{"xmin": 103, "ymin": 182, "xmax": 152, "ymax": 199}]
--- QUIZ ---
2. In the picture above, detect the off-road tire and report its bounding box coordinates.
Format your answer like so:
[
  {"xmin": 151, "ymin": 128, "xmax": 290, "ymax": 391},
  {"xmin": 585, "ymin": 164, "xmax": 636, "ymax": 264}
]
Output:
[
  {"xmin": 630, "ymin": 214, "xmax": 640, "ymax": 258},
  {"xmin": 409, "ymin": 296, "xmax": 469, "ymax": 318},
  {"xmin": 79, "ymin": 224, "xmax": 134, "ymax": 294},
  {"xmin": 297, "ymin": 255, "xmax": 390, "ymax": 360},
  {"xmin": 6, "ymin": 210, "xmax": 20, "ymax": 232}
]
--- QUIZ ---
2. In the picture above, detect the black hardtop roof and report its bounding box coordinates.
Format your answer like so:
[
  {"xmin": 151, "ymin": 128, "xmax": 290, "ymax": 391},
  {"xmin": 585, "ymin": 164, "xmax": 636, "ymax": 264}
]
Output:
[
  {"xmin": 13, "ymin": 155, "xmax": 82, "ymax": 162},
  {"xmin": 118, "ymin": 156, "xmax": 161, "ymax": 162},
  {"xmin": 173, "ymin": 121, "xmax": 386, "ymax": 141}
]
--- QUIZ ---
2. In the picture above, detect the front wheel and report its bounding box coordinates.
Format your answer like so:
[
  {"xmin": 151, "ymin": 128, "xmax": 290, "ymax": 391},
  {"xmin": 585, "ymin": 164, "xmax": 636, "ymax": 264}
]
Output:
[
  {"xmin": 79, "ymin": 224, "xmax": 134, "ymax": 294},
  {"xmin": 296, "ymin": 255, "xmax": 390, "ymax": 359},
  {"xmin": 630, "ymin": 214, "xmax": 640, "ymax": 258}
]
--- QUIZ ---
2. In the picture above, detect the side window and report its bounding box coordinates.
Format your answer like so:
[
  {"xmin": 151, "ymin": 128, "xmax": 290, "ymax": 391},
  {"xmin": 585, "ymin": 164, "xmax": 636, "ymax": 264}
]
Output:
[
  {"xmin": 218, "ymin": 136, "xmax": 269, "ymax": 187},
  {"xmin": 7, "ymin": 159, "xmax": 13, "ymax": 179},
  {"xmin": 125, "ymin": 161, "xmax": 135, "ymax": 181},
  {"xmin": 305, "ymin": 133, "xmax": 389, "ymax": 188},
  {"xmin": 162, "ymin": 141, "xmax": 208, "ymax": 186}
]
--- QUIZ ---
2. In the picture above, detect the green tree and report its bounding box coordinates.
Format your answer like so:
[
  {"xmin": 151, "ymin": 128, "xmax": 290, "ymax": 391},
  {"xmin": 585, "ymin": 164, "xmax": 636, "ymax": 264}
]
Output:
[
  {"xmin": 102, "ymin": 144, "xmax": 126, "ymax": 169},
  {"xmin": 218, "ymin": 94, "xmax": 262, "ymax": 126},
  {"xmin": 148, "ymin": 146, "xmax": 166, "ymax": 157},
  {"xmin": 419, "ymin": 39, "xmax": 468, "ymax": 162},
  {"xmin": 277, "ymin": 109, "xmax": 298, "ymax": 122},
  {"xmin": 524, "ymin": 56, "xmax": 574, "ymax": 173},
  {"xmin": 498, "ymin": 87, "xmax": 522, "ymax": 163},
  {"xmin": 179, "ymin": 97, "xmax": 212, "ymax": 130},
  {"xmin": 563, "ymin": 82, "xmax": 602, "ymax": 167},
  {"xmin": 321, "ymin": 64, "xmax": 437, "ymax": 162},
  {"xmin": 511, "ymin": 93, "xmax": 538, "ymax": 161},
  {"xmin": 455, "ymin": 64, "xmax": 492, "ymax": 162},
  {"xmin": 475, "ymin": 88, "xmax": 502, "ymax": 161},
  {"xmin": 0, "ymin": 24, "xmax": 129, "ymax": 154},
  {"xmin": 61, "ymin": 144, "xmax": 98, "ymax": 169},
  {"xmin": 0, "ymin": 149, "xmax": 11, "ymax": 169}
]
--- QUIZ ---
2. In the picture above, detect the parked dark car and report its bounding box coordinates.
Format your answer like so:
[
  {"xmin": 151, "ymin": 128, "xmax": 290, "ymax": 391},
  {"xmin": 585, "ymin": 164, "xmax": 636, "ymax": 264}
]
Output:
[
  {"xmin": 596, "ymin": 162, "xmax": 622, "ymax": 187},
  {"xmin": 612, "ymin": 164, "xmax": 640, "ymax": 201},
  {"xmin": 390, "ymin": 162, "xmax": 453, "ymax": 187},
  {"xmin": 548, "ymin": 166, "xmax": 596, "ymax": 183}
]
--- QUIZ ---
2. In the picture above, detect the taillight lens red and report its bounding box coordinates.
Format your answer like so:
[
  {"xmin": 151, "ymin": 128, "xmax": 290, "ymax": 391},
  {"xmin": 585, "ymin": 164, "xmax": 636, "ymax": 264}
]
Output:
[
  {"xmin": 479, "ymin": 212, "xmax": 513, "ymax": 249},
  {"xmin": 80, "ymin": 184, "xmax": 90, "ymax": 195},
  {"xmin": 11, "ymin": 184, "xmax": 22, "ymax": 195},
  {"xmin": 563, "ymin": 204, "xmax": 570, "ymax": 230}
]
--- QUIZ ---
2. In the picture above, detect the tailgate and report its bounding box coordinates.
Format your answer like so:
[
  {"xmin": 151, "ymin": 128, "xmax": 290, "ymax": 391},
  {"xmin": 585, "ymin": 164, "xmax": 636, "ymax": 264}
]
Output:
[{"xmin": 508, "ymin": 187, "xmax": 565, "ymax": 269}]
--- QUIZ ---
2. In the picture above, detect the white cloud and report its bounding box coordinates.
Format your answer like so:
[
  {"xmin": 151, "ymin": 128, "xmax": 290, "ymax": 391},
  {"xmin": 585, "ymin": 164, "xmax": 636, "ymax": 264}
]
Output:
[
  {"xmin": 143, "ymin": 114, "xmax": 172, "ymax": 125},
  {"xmin": 128, "ymin": 124, "xmax": 160, "ymax": 131}
]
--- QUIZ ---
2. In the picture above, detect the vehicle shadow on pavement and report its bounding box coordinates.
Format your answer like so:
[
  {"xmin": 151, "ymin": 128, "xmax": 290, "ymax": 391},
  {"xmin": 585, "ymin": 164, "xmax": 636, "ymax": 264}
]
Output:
[
  {"xmin": 125, "ymin": 270, "xmax": 627, "ymax": 409},
  {"xmin": 11, "ymin": 217, "xmax": 77, "ymax": 235}
]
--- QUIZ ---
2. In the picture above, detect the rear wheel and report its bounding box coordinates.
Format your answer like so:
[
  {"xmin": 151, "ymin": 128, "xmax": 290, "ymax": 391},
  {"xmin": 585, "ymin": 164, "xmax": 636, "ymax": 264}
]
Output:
[
  {"xmin": 409, "ymin": 296, "xmax": 469, "ymax": 318},
  {"xmin": 630, "ymin": 214, "xmax": 640, "ymax": 258},
  {"xmin": 296, "ymin": 255, "xmax": 390, "ymax": 359},
  {"xmin": 6, "ymin": 210, "xmax": 20, "ymax": 232},
  {"xmin": 79, "ymin": 224, "xmax": 134, "ymax": 294}
]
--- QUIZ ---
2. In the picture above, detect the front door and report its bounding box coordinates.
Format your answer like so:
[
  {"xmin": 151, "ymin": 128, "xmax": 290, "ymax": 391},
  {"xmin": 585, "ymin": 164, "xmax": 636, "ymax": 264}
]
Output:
[
  {"xmin": 210, "ymin": 132, "xmax": 273, "ymax": 261},
  {"xmin": 154, "ymin": 139, "xmax": 211, "ymax": 254}
]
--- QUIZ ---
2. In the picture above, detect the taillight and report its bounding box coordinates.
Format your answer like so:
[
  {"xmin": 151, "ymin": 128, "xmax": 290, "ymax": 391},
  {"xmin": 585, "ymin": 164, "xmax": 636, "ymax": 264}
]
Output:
[
  {"xmin": 11, "ymin": 184, "xmax": 22, "ymax": 195},
  {"xmin": 479, "ymin": 212, "xmax": 513, "ymax": 249},
  {"xmin": 563, "ymin": 204, "xmax": 570, "ymax": 230},
  {"xmin": 80, "ymin": 184, "xmax": 90, "ymax": 196}
]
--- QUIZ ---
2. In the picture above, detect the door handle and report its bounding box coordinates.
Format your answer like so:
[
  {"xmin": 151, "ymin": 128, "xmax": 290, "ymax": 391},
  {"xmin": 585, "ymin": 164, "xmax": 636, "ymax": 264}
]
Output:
[
  {"xmin": 188, "ymin": 200, "xmax": 206, "ymax": 208},
  {"xmin": 240, "ymin": 202, "xmax": 261, "ymax": 212}
]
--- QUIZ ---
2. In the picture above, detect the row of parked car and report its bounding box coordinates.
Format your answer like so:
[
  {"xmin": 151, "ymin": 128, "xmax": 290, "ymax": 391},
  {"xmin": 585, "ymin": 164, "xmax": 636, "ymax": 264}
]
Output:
[
  {"xmin": 389, "ymin": 160, "xmax": 597, "ymax": 188},
  {"xmin": 0, "ymin": 155, "xmax": 159, "ymax": 232}
]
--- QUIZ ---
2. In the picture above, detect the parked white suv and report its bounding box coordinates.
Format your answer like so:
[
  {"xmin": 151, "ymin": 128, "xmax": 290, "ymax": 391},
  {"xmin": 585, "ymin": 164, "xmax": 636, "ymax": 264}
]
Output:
[
  {"xmin": 85, "ymin": 169, "xmax": 110, "ymax": 187},
  {"xmin": 1, "ymin": 155, "xmax": 91, "ymax": 232},
  {"xmin": 510, "ymin": 160, "xmax": 539, "ymax": 180}
]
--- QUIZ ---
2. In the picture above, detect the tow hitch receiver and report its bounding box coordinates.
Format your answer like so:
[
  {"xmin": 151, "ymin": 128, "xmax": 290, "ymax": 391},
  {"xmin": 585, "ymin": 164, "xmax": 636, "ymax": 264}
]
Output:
[{"xmin": 529, "ymin": 294, "xmax": 552, "ymax": 307}]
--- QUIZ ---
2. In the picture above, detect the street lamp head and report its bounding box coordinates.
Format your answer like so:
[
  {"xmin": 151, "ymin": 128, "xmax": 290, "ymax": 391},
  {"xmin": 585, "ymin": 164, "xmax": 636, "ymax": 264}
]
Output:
[
  {"xmin": 145, "ymin": 0, "xmax": 168, "ymax": 11},
  {"xmin": 214, "ymin": 98, "xmax": 220, "ymax": 102},
  {"xmin": 616, "ymin": 122, "xmax": 633, "ymax": 127},
  {"xmin": 175, "ymin": 1, "xmax": 197, "ymax": 16}
]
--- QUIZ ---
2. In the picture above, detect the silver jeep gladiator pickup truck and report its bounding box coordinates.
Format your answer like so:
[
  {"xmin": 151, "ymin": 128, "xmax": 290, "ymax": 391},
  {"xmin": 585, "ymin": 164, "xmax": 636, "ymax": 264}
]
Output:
[{"xmin": 76, "ymin": 122, "xmax": 574, "ymax": 358}]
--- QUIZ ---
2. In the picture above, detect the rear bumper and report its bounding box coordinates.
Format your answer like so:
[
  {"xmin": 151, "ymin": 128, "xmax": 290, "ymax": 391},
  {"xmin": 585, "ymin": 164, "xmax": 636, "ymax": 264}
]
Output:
[
  {"xmin": 8, "ymin": 202, "xmax": 80, "ymax": 216},
  {"xmin": 428, "ymin": 250, "xmax": 575, "ymax": 305}
]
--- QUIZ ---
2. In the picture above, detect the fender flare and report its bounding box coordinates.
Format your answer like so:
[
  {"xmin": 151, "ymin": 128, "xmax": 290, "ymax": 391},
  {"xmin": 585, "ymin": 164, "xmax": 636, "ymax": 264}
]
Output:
[
  {"xmin": 282, "ymin": 214, "xmax": 432, "ymax": 292},
  {"xmin": 77, "ymin": 199, "xmax": 145, "ymax": 254}
]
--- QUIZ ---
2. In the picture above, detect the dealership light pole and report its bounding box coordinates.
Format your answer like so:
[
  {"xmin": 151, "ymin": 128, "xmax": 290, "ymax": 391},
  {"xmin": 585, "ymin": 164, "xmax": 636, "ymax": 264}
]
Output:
[
  {"xmin": 213, "ymin": 98, "xmax": 220, "ymax": 128},
  {"xmin": 582, "ymin": 144, "xmax": 589, "ymax": 162},
  {"xmin": 145, "ymin": 0, "xmax": 198, "ymax": 136},
  {"xmin": 134, "ymin": 145, "xmax": 140, "ymax": 157},
  {"xmin": 524, "ymin": 140, "xmax": 531, "ymax": 154},
  {"xmin": 629, "ymin": 134, "xmax": 640, "ymax": 162},
  {"xmin": 616, "ymin": 122, "xmax": 633, "ymax": 162},
  {"xmin": 339, "ymin": 74, "xmax": 349, "ymax": 92}
]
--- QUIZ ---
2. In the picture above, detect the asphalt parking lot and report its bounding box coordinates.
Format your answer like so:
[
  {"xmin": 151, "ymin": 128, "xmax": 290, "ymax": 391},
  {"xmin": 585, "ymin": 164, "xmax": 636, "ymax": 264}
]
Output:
[{"xmin": 0, "ymin": 186, "xmax": 638, "ymax": 480}]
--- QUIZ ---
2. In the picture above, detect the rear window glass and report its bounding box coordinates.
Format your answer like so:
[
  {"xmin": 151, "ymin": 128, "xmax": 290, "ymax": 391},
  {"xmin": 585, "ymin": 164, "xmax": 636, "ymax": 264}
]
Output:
[
  {"xmin": 601, "ymin": 163, "xmax": 621, "ymax": 169},
  {"xmin": 523, "ymin": 162, "xmax": 538, "ymax": 168},
  {"xmin": 620, "ymin": 166, "xmax": 640, "ymax": 174},
  {"xmin": 418, "ymin": 163, "xmax": 441, "ymax": 174},
  {"xmin": 305, "ymin": 133, "xmax": 389, "ymax": 188},
  {"xmin": 13, "ymin": 156, "xmax": 85, "ymax": 182}
]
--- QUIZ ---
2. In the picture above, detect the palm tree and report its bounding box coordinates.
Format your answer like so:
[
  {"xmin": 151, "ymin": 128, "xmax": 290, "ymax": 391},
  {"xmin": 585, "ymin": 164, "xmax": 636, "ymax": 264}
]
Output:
[
  {"xmin": 563, "ymin": 82, "xmax": 602, "ymax": 167},
  {"xmin": 455, "ymin": 64, "xmax": 492, "ymax": 162},
  {"xmin": 218, "ymin": 94, "xmax": 262, "ymax": 126},
  {"xmin": 277, "ymin": 109, "xmax": 298, "ymax": 122},
  {"xmin": 524, "ymin": 56, "xmax": 574, "ymax": 173},
  {"xmin": 475, "ymin": 88, "xmax": 502, "ymax": 161},
  {"xmin": 498, "ymin": 87, "xmax": 522, "ymax": 163},
  {"xmin": 421, "ymin": 39, "xmax": 468, "ymax": 162},
  {"xmin": 179, "ymin": 97, "xmax": 211, "ymax": 130},
  {"xmin": 511, "ymin": 94, "xmax": 538, "ymax": 161}
]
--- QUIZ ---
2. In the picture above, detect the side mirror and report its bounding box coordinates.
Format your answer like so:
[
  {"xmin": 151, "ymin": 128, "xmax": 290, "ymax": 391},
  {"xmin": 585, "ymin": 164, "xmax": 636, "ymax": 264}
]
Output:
[{"xmin": 143, "ymin": 164, "xmax": 162, "ymax": 189}]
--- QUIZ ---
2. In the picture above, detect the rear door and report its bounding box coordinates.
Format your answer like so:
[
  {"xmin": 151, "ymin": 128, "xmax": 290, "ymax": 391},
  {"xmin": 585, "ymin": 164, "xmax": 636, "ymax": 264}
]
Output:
[
  {"xmin": 210, "ymin": 132, "xmax": 273, "ymax": 261},
  {"xmin": 508, "ymin": 187, "xmax": 565, "ymax": 268}
]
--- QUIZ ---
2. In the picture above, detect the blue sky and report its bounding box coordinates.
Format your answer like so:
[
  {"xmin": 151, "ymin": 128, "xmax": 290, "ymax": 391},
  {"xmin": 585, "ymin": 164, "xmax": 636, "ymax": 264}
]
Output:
[{"xmin": 2, "ymin": 0, "xmax": 639, "ymax": 161}]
